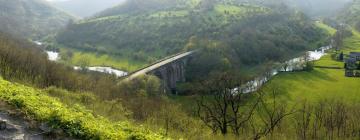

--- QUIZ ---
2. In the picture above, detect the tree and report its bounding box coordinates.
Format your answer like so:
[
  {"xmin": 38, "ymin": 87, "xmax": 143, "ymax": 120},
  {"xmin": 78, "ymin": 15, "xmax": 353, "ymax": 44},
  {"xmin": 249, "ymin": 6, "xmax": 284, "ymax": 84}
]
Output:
[
  {"xmin": 303, "ymin": 52, "xmax": 314, "ymax": 71},
  {"xmin": 196, "ymin": 72, "xmax": 259, "ymax": 135},
  {"xmin": 250, "ymin": 87, "xmax": 297, "ymax": 140},
  {"xmin": 339, "ymin": 52, "xmax": 344, "ymax": 61}
]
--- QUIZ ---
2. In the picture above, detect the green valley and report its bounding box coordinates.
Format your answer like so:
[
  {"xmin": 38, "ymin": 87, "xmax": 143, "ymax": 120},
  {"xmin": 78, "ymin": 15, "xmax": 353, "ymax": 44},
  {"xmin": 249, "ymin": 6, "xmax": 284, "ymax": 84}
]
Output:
[{"xmin": 1, "ymin": 0, "xmax": 360, "ymax": 139}]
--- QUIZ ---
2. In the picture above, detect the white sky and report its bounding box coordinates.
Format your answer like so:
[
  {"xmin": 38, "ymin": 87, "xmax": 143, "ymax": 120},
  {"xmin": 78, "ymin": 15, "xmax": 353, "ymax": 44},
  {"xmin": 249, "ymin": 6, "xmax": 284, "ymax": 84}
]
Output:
[{"xmin": 46, "ymin": 0, "xmax": 70, "ymax": 2}]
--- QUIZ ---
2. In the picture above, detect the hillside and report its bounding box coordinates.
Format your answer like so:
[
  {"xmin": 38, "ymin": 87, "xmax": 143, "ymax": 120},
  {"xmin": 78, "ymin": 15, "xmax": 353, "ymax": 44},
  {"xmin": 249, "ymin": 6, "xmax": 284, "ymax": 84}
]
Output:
[
  {"xmin": 0, "ymin": 30, "xmax": 210, "ymax": 139},
  {"xmin": 284, "ymin": 0, "xmax": 351, "ymax": 17},
  {"xmin": 49, "ymin": 0, "xmax": 125, "ymax": 18},
  {"xmin": 0, "ymin": 0, "xmax": 74, "ymax": 39},
  {"xmin": 55, "ymin": 0, "xmax": 325, "ymax": 74},
  {"xmin": 0, "ymin": 77, "xmax": 163, "ymax": 139},
  {"xmin": 338, "ymin": 0, "xmax": 360, "ymax": 31}
]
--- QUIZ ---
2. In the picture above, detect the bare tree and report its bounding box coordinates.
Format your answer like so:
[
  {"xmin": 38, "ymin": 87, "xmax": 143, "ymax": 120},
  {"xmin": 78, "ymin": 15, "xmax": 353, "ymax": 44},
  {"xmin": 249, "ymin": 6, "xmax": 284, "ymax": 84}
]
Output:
[
  {"xmin": 251, "ymin": 88, "xmax": 297, "ymax": 140},
  {"xmin": 196, "ymin": 72, "xmax": 259, "ymax": 135},
  {"xmin": 294, "ymin": 101, "xmax": 313, "ymax": 140}
]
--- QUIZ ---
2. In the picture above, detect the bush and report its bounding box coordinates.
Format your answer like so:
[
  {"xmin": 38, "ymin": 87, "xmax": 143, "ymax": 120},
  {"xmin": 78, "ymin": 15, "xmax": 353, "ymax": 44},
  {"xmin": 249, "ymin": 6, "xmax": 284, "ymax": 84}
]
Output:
[{"xmin": 0, "ymin": 79, "xmax": 164, "ymax": 140}]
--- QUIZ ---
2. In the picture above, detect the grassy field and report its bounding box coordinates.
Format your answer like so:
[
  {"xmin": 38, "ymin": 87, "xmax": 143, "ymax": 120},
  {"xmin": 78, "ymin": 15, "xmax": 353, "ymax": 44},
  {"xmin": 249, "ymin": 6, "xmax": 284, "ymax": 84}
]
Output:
[
  {"xmin": 264, "ymin": 29, "xmax": 360, "ymax": 104},
  {"xmin": 60, "ymin": 48, "xmax": 147, "ymax": 72}
]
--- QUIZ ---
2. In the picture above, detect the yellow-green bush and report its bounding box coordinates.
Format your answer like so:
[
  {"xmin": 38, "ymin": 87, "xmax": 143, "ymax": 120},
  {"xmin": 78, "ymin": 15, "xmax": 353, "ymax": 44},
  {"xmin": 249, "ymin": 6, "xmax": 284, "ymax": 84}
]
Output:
[{"xmin": 0, "ymin": 78, "xmax": 165, "ymax": 140}]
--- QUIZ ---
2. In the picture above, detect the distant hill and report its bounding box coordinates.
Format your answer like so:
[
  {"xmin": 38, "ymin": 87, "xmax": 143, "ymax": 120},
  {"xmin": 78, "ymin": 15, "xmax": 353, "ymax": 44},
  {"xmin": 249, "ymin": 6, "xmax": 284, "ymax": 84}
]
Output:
[
  {"xmin": 338, "ymin": 0, "xmax": 360, "ymax": 30},
  {"xmin": 49, "ymin": 0, "xmax": 125, "ymax": 18},
  {"xmin": 56, "ymin": 0, "xmax": 270, "ymax": 59},
  {"xmin": 95, "ymin": 0, "xmax": 195, "ymax": 17},
  {"xmin": 283, "ymin": 0, "xmax": 351, "ymax": 17},
  {"xmin": 56, "ymin": 0, "xmax": 325, "ymax": 72},
  {"xmin": 0, "ymin": 0, "xmax": 74, "ymax": 39}
]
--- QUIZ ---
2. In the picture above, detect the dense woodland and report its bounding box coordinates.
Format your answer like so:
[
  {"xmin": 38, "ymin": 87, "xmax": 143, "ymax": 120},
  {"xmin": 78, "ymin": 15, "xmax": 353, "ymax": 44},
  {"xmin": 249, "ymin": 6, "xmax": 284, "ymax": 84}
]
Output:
[{"xmin": 56, "ymin": 0, "xmax": 325, "ymax": 78}]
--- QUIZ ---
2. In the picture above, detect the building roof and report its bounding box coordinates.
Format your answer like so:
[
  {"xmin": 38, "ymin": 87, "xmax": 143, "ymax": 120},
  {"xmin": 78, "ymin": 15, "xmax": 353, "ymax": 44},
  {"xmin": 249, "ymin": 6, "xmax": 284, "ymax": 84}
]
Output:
[
  {"xmin": 349, "ymin": 52, "xmax": 360, "ymax": 57},
  {"xmin": 346, "ymin": 57, "xmax": 357, "ymax": 63}
]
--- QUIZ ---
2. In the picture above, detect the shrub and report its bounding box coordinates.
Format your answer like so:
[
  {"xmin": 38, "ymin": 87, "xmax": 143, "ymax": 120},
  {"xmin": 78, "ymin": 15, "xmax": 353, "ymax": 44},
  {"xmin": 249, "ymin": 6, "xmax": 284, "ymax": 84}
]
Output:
[{"xmin": 0, "ymin": 78, "xmax": 164, "ymax": 140}]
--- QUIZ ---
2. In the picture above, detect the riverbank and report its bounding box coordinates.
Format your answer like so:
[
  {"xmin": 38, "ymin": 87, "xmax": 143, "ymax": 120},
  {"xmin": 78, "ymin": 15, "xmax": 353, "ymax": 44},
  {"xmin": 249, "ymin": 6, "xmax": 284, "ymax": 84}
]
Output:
[
  {"xmin": 45, "ymin": 49, "xmax": 129, "ymax": 77},
  {"xmin": 239, "ymin": 44, "xmax": 332, "ymax": 93}
]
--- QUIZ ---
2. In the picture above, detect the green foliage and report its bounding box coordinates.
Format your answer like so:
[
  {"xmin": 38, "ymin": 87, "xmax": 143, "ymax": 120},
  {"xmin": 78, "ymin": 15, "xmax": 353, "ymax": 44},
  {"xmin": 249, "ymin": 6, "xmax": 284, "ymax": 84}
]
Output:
[
  {"xmin": 0, "ymin": 33, "xmax": 124, "ymax": 99},
  {"xmin": 185, "ymin": 12, "xmax": 325, "ymax": 83},
  {"xmin": 146, "ymin": 102, "xmax": 210, "ymax": 139},
  {"xmin": 118, "ymin": 75, "xmax": 162, "ymax": 96},
  {"xmin": 0, "ymin": 0, "xmax": 74, "ymax": 39},
  {"xmin": 56, "ymin": 2, "xmax": 270, "ymax": 62},
  {"xmin": 46, "ymin": 87, "xmax": 132, "ymax": 122},
  {"xmin": 315, "ymin": 21, "xmax": 337, "ymax": 36},
  {"xmin": 338, "ymin": 0, "xmax": 360, "ymax": 31},
  {"xmin": 0, "ymin": 78, "xmax": 164, "ymax": 139}
]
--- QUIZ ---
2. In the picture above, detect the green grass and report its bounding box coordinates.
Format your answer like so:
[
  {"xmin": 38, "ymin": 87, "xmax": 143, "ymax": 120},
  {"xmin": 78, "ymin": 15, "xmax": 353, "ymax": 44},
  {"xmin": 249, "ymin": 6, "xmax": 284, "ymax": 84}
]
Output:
[
  {"xmin": 343, "ymin": 29, "xmax": 360, "ymax": 53},
  {"xmin": 264, "ymin": 28, "xmax": 360, "ymax": 104},
  {"xmin": 313, "ymin": 54, "xmax": 344, "ymax": 68},
  {"xmin": 0, "ymin": 78, "xmax": 164, "ymax": 139},
  {"xmin": 265, "ymin": 68, "xmax": 360, "ymax": 103},
  {"xmin": 315, "ymin": 21, "xmax": 337, "ymax": 36},
  {"xmin": 61, "ymin": 48, "xmax": 147, "ymax": 72}
]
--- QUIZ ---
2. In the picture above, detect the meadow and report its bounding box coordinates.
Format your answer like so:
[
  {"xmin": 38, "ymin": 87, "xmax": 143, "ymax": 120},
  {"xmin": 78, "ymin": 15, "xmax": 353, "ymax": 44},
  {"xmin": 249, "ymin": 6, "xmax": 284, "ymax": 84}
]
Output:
[
  {"xmin": 61, "ymin": 48, "xmax": 147, "ymax": 72},
  {"xmin": 264, "ymin": 29, "xmax": 360, "ymax": 104}
]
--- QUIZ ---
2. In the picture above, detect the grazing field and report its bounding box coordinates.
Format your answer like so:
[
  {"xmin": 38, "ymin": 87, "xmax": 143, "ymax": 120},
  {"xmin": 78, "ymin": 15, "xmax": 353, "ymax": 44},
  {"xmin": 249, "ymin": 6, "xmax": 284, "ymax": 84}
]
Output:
[{"xmin": 264, "ymin": 29, "xmax": 360, "ymax": 104}]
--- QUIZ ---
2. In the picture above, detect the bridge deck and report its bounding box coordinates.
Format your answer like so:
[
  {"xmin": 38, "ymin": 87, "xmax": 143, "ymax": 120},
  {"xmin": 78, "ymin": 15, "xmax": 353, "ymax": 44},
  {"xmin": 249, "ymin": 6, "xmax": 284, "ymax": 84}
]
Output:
[{"xmin": 126, "ymin": 51, "xmax": 194, "ymax": 80}]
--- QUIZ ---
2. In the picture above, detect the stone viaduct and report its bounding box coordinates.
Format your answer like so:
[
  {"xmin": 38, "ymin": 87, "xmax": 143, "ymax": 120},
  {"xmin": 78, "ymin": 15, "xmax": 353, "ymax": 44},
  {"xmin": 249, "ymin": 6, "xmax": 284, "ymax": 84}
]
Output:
[{"xmin": 125, "ymin": 51, "xmax": 195, "ymax": 94}]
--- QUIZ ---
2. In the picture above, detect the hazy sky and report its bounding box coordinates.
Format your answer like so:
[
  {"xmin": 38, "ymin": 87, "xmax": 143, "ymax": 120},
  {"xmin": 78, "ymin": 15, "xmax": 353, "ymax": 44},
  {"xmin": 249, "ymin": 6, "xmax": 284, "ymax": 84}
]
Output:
[
  {"xmin": 47, "ymin": 0, "xmax": 125, "ymax": 17},
  {"xmin": 47, "ymin": 0, "xmax": 69, "ymax": 1}
]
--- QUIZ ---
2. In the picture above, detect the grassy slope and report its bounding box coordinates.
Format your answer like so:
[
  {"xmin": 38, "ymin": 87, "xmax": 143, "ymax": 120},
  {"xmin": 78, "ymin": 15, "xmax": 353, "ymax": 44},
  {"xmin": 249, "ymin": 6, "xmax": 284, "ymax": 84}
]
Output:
[
  {"xmin": 264, "ymin": 28, "xmax": 360, "ymax": 104},
  {"xmin": 0, "ymin": 78, "xmax": 163, "ymax": 139},
  {"xmin": 315, "ymin": 21, "xmax": 337, "ymax": 36}
]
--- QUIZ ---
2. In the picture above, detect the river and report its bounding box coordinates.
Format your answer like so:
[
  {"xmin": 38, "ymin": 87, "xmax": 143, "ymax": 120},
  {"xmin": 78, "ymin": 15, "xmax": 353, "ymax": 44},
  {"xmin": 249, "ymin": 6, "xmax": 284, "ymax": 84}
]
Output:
[
  {"xmin": 240, "ymin": 45, "xmax": 332, "ymax": 93},
  {"xmin": 36, "ymin": 41, "xmax": 128, "ymax": 77},
  {"xmin": 74, "ymin": 66, "xmax": 128, "ymax": 77}
]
